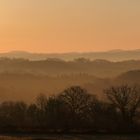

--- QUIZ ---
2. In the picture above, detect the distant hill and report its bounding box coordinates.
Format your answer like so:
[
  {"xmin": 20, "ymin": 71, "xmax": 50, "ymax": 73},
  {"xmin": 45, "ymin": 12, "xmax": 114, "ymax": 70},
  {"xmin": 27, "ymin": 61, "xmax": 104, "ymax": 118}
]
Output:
[
  {"xmin": 83, "ymin": 70, "xmax": 140, "ymax": 100},
  {"xmin": 116, "ymin": 70, "xmax": 140, "ymax": 84},
  {"xmin": 0, "ymin": 73, "xmax": 98, "ymax": 102},
  {"xmin": 0, "ymin": 70, "xmax": 139, "ymax": 102},
  {"xmin": 0, "ymin": 49, "xmax": 140, "ymax": 61},
  {"xmin": 0, "ymin": 54, "xmax": 139, "ymax": 102},
  {"xmin": 0, "ymin": 58, "xmax": 140, "ymax": 77}
]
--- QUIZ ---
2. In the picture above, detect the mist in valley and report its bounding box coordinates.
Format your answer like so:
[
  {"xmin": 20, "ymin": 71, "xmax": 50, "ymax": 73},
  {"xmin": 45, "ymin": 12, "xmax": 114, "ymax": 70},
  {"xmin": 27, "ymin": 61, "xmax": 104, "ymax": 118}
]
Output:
[{"xmin": 0, "ymin": 54, "xmax": 139, "ymax": 102}]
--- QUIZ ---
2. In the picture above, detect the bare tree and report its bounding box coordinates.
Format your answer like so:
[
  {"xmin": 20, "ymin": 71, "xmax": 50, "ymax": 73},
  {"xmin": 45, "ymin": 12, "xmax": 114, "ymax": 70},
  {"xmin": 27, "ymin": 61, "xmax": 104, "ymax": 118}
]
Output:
[
  {"xmin": 105, "ymin": 85, "xmax": 140, "ymax": 128},
  {"xmin": 59, "ymin": 86, "xmax": 93, "ymax": 116}
]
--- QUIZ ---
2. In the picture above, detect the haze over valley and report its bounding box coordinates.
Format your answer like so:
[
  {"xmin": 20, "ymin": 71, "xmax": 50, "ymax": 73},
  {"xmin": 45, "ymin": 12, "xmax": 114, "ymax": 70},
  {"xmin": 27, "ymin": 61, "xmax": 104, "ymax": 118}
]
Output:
[{"xmin": 0, "ymin": 53, "xmax": 139, "ymax": 102}]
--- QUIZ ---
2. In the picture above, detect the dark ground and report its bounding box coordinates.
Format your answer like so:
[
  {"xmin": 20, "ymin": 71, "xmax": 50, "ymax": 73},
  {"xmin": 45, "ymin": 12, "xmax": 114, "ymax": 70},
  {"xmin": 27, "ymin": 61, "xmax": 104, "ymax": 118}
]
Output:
[{"xmin": 1, "ymin": 134, "xmax": 140, "ymax": 140}]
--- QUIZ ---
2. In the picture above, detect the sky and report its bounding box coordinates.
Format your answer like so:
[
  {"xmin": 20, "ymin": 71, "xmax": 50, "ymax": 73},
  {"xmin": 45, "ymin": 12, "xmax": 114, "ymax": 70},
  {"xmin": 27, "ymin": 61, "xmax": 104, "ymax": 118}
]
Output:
[{"xmin": 0, "ymin": 0, "xmax": 140, "ymax": 53}]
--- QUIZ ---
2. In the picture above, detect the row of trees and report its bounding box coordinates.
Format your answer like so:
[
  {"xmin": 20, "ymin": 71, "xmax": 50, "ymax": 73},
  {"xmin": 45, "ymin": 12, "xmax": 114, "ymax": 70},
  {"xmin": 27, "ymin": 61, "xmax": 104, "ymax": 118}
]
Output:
[{"xmin": 0, "ymin": 85, "xmax": 140, "ymax": 133}]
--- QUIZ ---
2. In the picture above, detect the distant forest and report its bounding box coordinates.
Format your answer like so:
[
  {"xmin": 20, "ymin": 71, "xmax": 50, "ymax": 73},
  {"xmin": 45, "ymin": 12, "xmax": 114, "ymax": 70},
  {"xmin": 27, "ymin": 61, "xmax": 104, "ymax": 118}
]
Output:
[{"xmin": 0, "ymin": 85, "xmax": 140, "ymax": 133}]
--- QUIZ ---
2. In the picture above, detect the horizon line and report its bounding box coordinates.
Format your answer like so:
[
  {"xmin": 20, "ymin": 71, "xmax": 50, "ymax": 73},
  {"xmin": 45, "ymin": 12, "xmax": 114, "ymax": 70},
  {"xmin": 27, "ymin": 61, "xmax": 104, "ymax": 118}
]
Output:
[{"xmin": 0, "ymin": 48, "xmax": 140, "ymax": 54}]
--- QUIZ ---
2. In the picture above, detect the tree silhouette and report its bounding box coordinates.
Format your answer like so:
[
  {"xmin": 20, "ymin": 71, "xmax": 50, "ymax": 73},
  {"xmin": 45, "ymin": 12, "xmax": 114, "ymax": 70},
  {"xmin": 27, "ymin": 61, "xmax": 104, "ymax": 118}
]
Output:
[
  {"xmin": 105, "ymin": 85, "xmax": 140, "ymax": 130},
  {"xmin": 0, "ymin": 85, "xmax": 139, "ymax": 133},
  {"xmin": 45, "ymin": 96, "xmax": 69, "ymax": 130},
  {"xmin": 59, "ymin": 86, "xmax": 95, "ymax": 129}
]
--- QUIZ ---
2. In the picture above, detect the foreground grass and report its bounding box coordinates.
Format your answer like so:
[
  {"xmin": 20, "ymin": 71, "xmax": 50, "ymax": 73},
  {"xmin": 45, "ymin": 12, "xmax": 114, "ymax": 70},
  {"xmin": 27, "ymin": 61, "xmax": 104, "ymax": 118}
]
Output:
[
  {"xmin": 0, "ymin": 137, "xmax": 31, "ymax": 140},
  {"xmin": 1, "ymin": 135, "xmax": 140, "ymax": 140}
]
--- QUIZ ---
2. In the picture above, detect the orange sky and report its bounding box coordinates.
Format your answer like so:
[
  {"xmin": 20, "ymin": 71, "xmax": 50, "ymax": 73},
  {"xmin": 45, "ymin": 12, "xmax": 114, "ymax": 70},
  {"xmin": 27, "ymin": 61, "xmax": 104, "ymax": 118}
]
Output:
[{"xmin": 0, "ymin": 0, "xmax": 140, "ymax": 53}]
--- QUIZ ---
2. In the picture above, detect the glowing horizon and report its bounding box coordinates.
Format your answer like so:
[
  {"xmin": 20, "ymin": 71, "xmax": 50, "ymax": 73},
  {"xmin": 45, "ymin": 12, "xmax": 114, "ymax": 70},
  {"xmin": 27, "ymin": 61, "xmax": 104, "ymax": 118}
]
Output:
[{"xmin": 0, "ymin": 0, "xmax": 140, "ymax": 53}]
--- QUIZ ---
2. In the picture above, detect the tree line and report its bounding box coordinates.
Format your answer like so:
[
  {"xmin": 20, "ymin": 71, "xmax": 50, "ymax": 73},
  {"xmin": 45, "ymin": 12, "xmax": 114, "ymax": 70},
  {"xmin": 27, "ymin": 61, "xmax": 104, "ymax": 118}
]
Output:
[{"xmin": 0, "ymin": 85, "xmax": 140, "ymax": 133}]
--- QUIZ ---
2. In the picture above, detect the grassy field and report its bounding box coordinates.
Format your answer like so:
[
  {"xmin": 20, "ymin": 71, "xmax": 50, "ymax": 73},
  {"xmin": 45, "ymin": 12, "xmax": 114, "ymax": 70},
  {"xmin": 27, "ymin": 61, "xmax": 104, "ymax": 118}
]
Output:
[{"xmin": 1, "ymin": 135, "xmax": 140, "ymax": 140}]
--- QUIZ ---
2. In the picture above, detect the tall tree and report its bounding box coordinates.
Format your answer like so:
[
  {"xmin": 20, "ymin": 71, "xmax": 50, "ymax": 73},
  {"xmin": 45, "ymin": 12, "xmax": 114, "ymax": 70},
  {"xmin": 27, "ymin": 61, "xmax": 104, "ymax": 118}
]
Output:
[{"xmin": 105, "ymin": 85, "xmax": 140, "ymax": 129}]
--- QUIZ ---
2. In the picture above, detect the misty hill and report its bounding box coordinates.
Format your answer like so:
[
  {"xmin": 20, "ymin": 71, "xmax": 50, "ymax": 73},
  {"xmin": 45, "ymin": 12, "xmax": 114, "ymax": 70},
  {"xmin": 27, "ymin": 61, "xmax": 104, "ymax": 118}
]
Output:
[
  {"xmin": 0, "ymin": 58, "xmax": 140, "ymax": 78},
  {"xmin": 116, "ymin": 70, "xmax": 140, "ymax": 84},
  {"xmin": 0, "ymin": 70, "xmax": 139, "ymax": 102},
  {"xmin": 0, "ymin": 49, "xmax": 140, "ymax": 61},
  {"xmin": 0, "ymin": 73, "xmax": 98, "ymax": 102},
  {"xmin": 81, "ymin": 70, "xmax": 140, "ymax": 100}
]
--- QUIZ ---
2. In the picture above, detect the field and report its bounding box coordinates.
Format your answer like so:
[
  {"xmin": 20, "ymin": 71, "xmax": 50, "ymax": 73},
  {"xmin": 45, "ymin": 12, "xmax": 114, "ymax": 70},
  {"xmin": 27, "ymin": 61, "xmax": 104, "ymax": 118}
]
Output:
[{"xmin": 1, "ymin": 135, "xmax": 140, "ymax": 140}]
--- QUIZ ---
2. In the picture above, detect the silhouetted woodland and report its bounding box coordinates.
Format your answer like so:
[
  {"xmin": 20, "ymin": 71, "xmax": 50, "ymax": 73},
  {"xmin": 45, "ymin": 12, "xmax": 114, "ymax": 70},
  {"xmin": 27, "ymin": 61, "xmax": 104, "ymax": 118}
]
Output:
[{"xmin": 0, "ymin": 85, "xmax": 140, "ymax": 134}]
